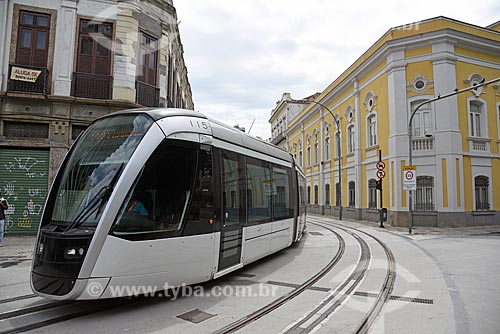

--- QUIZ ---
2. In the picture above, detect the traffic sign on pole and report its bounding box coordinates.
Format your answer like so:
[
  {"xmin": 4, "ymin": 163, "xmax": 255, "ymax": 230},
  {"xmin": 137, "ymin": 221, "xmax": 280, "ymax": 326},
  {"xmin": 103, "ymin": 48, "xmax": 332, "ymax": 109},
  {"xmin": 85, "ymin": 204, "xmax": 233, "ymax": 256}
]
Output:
[
  {"xmin": 376, "ymin": 161, "xmax": 385, "ymax": 170},
  {"xmin": 376, "ymin": 170, "xmax": 386, "ymax": 179},
  {"xmin": 403, "ymin": 165, "xmax": 416, "ymax": 191}
]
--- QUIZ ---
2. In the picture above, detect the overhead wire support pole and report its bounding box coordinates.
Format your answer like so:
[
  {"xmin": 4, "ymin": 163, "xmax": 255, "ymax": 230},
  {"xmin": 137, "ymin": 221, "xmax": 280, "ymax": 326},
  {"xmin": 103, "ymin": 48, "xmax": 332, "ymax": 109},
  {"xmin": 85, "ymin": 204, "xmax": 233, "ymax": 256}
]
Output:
[
  {"xmin": 309, "ymin": 100, "xmax": 342, "ymax": 221},
  {"xmin": 408, "ymin": 77, "xmax": 500, "ymax": 234}
]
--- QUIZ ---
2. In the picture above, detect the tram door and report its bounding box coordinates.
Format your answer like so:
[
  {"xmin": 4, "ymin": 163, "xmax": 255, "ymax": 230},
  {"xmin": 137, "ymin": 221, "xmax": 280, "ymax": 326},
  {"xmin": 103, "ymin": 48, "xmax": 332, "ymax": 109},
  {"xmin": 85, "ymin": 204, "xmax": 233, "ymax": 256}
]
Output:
[{"xmin": 218, "ymin": 150, "xmax": 244, "ymax": 270}]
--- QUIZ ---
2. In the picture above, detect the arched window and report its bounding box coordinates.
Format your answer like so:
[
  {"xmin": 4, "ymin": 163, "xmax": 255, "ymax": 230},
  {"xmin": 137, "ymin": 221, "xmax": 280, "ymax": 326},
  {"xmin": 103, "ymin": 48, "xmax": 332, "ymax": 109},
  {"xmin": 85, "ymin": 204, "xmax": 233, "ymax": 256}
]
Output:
[
  {"xmin": 335, "ymin": 183, "xmax": 341, "ymax": 207},
  {"xmin": 314, "ymin": 185, "xmax": 318, "ymax": 205},
  {"xmin": 324, "ymin": 124, "xmax": 330, "ymax": 161},
  {"xmin": 368, "ymin": 179, "xmax": 377, "ymax": 209},
  {"xmin": 307, "ymin": 185, "xmax": 311, "ymax": 204},
  {"xmin": 313, "ymin": 129, "xmax": 318, "ymax": 165},
  {"xmin": 367, "ymin": 114, "xmax": 377, "ymax": 147},
  {"xmin": 348, "ymin": 181, "xmax": 355, "ymax": 208},
  {"xmin": 298, "ymin": 139, "xmax": 303, "ymax": 167},
  {"xmin": 325, "ymin": 184, "xmax": 330, "ymax": 206},
  {"xmin": 306, "ymin": 135, "xmax": 311, "ymax": 167},
  {"xmin": 474, "ymin": 175, "xmax": 489, "ymax": 211},
  {"xmin": 347, "ymin": 125, "xmax": 355, "ymax": 154},
  {"xmin": 415, "ymin": 176, "xmax": 434, "ymax": 211}
]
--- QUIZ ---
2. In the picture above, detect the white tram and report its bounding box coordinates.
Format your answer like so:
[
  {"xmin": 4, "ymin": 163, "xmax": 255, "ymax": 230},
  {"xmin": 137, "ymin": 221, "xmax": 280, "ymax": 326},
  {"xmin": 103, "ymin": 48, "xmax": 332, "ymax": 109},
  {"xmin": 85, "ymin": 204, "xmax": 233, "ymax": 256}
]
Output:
[{"xmin": 31, "ymin": 108, "xmax": 307, "ymax": 300}]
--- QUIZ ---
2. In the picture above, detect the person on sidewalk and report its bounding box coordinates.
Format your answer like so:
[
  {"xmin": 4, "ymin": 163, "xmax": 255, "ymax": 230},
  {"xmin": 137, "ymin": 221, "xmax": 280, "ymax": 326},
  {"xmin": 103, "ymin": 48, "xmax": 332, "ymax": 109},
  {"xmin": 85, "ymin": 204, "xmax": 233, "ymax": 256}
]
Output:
[{"xmin": 0, "ymin": 191, "xmax": 9, "ymax": 247}]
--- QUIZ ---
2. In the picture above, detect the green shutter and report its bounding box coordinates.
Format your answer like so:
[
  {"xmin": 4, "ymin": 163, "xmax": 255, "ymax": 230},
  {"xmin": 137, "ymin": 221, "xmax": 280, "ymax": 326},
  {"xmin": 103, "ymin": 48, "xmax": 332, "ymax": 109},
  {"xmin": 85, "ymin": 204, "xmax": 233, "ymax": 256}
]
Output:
[{"xmin": 0, "ymin": 148, "xmax": 50, "ymax": 235}]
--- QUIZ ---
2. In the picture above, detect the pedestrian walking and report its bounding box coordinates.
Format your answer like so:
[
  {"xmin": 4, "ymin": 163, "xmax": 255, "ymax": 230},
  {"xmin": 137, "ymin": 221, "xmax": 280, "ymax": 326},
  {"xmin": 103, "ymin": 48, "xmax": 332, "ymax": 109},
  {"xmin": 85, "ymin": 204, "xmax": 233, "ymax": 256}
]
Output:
[{"xmin": 0, "ymin": 191, "xmax": 9, "ymax": 247}]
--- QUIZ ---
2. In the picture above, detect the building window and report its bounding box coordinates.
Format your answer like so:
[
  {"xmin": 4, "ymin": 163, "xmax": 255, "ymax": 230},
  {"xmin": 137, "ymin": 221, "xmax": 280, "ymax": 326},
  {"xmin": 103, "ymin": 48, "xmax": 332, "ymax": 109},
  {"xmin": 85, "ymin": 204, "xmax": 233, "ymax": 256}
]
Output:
[
  {"xmin": 314, "ymin": 185, "xmax": 318, "ymax": 205},
  {"xmin": 335, "ymin": 183, "xmax": 341, "ymax": 207},
  {"xmin": 325, "ymin": 184, "xmax": 330, "ymax": 206},
  {"xmin": 16, "ymin": 11, "xmax": 50, "ymax": 67},
  {"xmin": 298, "ymin": 139, "xmax": 303, "ymax": 167},
  {"xmin": 307, "ymin": 135, "xmax": 311, "ymax": 167},
  {"xmin": 368, "ymin": 179, "xmax": 377, "ymax": 209},
  {"xmin": 348, "ymin": 181, "xmax": 355, "ymax": 208},
  {"xmin": 411, "ymin": 102, "xmax": 432, "ymax": 137},
  {"xmin": 4, "ymin": 121, "xmax": 49, "ymax": 139},
  {"xmin": 474, "ymin": 175, "xmax": 490, "ymax": 211},
  {"xmin": 325, "ymin": 131, "xmax": 330, "ymax": 161},
  {"xmin": 307, "ymin": 186, "xmax": 311, "ymax": 204},
  {"xmin": 415, "ymin": 176, "xmax": 434, "ymax": 211},
  {"xmin": 367, "ymin": 114, "xmax": 377, "ymax": 147},
  {"xmin": 347, "ymin": 125, "xmax": 355, "ymax": 154},
  {"xmin": 74, "ymin": 19, "xmax": 113, "ymax": 99},
  {"xmin": 314, "ymin": 143, "xmax": 319, "ymax": 165},
  {"xmin": 335, "ymin": 131, "xmax": 341, "ymax": 158},
  {"xmin": 138, "ymin": 32, "xmax": 158, "ymax": 86},
  {"xmin": 469, "ymin": 101, "xmax": 486, "ymax": 138}
]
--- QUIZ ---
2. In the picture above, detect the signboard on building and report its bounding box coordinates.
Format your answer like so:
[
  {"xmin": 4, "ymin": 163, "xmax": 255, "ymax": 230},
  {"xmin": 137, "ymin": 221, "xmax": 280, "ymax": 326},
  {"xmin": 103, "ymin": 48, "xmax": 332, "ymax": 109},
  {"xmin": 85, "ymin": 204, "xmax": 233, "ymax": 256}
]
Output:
[
  {"xmin": 403, "ymin": 165, "xmax": 417, "ymax": 191},
  {"xmin": 10, "ymin": 66, "xmax": 42, "ymax": 83}
]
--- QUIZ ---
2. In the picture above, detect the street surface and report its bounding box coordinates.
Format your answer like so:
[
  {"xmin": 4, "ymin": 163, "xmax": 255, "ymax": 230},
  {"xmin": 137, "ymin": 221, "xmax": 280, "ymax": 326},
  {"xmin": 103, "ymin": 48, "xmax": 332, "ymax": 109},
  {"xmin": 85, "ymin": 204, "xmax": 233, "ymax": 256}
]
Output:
[{"xmin": 0, "ymin": 215, "xmax": 499, "ymax": 333}]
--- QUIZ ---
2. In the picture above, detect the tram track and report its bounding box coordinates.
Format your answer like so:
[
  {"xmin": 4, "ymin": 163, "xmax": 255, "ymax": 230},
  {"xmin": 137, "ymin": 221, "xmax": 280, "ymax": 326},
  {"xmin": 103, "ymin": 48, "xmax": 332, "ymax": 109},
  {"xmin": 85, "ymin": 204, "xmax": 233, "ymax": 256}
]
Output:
[
  {"xmin": 0, "ymin": 296, "xmax": 140, "ymax": 334},
  {"xmin": 281, "ymin": 220, "xmax": 372, "ymax": 333},
  {"xmin": 317, "ymin": 218, "xmax": 397, "ymax": 334},
  {"xmin": 212, "ymin": 223, "xmax": 346, "ymax": 334}
]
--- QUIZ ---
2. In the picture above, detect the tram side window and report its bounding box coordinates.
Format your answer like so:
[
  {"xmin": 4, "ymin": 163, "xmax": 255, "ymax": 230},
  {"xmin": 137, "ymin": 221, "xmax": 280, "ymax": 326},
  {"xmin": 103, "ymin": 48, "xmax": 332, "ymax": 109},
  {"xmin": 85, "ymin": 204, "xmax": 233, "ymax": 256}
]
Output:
[
  {"xmin": 246, "ymin": 158, "xmax": 271, "ymax": 224},
  {"xmin": 112, "ymin": 140, "xmax": 198, "ymax": 238},
  {"xmin": 272, "ymin": 165, "xmax": 293, "ymax": 220},
  {"xmin": 222, "ymin": 150, "xmax": 244, "ymax": 225},
  {"xmin": 183, "ymin": 145, "xmax": 215, "ymax": 236}
]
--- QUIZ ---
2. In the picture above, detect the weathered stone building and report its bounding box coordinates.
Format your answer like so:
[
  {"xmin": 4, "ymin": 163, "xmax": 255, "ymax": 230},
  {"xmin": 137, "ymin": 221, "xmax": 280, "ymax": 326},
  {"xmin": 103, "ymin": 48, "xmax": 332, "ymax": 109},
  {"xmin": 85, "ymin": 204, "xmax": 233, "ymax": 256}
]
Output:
[{"xmin": 0, "ymin": 0, "xmax": 193, "ymax": 234}]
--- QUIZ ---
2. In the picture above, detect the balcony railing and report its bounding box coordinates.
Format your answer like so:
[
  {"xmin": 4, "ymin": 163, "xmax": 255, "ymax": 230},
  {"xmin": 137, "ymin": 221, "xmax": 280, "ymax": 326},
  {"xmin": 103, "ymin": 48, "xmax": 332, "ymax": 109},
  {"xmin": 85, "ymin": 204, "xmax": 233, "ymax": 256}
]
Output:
[
  {"xmin": 72, "ymin": 72, "xmax": 112, "ymax": 99},
  {"xmin": 7, "ymin": 64, "xmax": 48, "ymax": 94},
  {"xmin": 136, "ymin": 81, "xmax": 160, "ymax": 107},
  {"xmin": 468, "ymin": 137, "xmax": 490, "ymax": 152},
  {"xmin": 412, "ymin": 137, "xmax": 434, "ymax": 151}
]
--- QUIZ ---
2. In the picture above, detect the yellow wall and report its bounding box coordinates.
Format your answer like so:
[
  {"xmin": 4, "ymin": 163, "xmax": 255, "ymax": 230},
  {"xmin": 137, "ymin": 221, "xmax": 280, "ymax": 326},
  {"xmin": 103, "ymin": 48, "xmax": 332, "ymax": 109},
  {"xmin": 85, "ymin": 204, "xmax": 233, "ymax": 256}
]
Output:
[
  {"xmin": 455, "ymin": 60, "xmax": 500, "ymax": 154},
  {"xmin": 405, "ymin": 61, "xmax": 435, "ymax": 98},
  {"xmin": 405, "ymin": 46, "xmax": 432, "ymax": 58}
]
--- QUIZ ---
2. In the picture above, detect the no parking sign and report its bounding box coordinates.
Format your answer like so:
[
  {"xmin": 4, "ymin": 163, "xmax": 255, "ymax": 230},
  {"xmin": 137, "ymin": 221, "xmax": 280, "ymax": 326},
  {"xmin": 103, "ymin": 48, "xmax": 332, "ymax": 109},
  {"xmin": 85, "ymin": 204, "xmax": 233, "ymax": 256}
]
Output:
[{"xmin": 403, "ymin": 165, "xmax": 416, "ymax": 191}]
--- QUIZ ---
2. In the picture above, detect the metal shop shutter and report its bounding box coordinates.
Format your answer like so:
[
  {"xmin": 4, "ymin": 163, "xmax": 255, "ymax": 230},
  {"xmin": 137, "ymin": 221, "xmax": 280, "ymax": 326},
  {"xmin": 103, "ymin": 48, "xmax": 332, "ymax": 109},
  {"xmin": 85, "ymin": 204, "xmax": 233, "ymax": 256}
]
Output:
[{"xmin": 0, "ymin": 148, "xmax": 50, "ymax": 235}]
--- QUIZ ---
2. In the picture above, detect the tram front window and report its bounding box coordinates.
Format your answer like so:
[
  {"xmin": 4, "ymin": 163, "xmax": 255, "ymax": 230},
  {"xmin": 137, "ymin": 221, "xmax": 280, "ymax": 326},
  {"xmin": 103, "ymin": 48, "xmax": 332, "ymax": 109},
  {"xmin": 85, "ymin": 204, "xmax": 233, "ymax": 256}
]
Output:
[
  {"xmin": 46, "ymin": 115, "xmax": 153, "ymax": 229},
  {"xmin": 112, "ymin": 140, "xmax": 199, "ymax": 239}
]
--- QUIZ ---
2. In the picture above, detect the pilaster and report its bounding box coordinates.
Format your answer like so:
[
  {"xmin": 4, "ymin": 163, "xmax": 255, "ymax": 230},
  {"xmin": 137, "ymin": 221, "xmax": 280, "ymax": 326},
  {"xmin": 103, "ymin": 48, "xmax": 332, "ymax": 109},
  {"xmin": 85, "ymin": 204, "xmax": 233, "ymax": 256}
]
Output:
[
  {"xmin": 113, "ymin": 6, "xmax": 139, "ymax": 102},
  {"xmin": 52, "ymin": 0, "xmax": 77, "ymax": 96}
]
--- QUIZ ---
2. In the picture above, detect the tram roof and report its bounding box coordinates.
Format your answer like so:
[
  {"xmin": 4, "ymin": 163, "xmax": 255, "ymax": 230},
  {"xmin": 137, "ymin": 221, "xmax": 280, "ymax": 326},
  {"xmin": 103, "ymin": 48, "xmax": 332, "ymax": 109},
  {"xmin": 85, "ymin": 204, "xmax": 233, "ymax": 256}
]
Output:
[{"xmin": 107, "ymin": 108, "xmax": 294, "ymax": 164}]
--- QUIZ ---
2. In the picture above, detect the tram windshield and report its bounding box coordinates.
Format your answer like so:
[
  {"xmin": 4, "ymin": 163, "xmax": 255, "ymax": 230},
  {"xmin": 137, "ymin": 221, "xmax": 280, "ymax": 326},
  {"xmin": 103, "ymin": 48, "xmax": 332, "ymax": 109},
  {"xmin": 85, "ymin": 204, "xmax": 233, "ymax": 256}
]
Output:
[{"xmin": 48, "ymin": 114, "xmax": 153, "ymax": 228}]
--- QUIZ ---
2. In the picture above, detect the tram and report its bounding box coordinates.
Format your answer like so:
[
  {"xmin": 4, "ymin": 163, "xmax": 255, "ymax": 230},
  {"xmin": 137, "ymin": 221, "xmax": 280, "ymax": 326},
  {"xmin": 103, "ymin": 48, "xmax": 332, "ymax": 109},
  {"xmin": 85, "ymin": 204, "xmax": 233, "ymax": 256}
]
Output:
[{"xmin": 31, "ymin": 108, "xmax": 307, "ymax": 300}]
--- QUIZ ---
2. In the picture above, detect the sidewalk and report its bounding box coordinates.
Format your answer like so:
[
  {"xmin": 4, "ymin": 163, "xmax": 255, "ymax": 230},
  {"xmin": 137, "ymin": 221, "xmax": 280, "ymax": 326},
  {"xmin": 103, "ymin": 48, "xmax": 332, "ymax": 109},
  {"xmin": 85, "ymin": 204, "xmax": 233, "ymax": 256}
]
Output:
[
  {"xmin": 0, "ymin": 236, "xmax": 36, "ymax": 259},
  {"xmin": 309, "ymin": 214, "xmax": 500, "ymax": 240}
]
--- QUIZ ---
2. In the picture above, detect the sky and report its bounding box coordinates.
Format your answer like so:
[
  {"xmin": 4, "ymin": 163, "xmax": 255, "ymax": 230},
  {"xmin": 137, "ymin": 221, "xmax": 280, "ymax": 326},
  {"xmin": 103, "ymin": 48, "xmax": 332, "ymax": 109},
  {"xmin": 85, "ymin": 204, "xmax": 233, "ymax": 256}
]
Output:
[{"xmin": 173, "ymin": 0, "xmax": 500, "ymax": 140}]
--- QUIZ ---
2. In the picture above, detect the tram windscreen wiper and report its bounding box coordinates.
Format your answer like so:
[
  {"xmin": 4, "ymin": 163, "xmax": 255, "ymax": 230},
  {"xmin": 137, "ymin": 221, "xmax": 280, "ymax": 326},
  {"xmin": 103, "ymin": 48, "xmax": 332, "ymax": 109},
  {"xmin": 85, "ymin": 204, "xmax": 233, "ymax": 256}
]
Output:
[
  {"xmin": 64, "ymin": 165, "xmax": 123, "ymax": 232},
  {"xmin": 64, "ymin": 185, "xmax": 112, "ymax": 232}
]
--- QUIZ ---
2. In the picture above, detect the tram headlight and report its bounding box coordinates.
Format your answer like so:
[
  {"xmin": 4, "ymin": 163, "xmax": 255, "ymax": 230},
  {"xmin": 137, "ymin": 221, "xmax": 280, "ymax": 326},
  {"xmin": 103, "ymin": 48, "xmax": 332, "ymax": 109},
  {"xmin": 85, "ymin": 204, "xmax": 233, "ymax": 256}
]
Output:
[{"xmin": 64, "ymin": 247, "xmax": 86, "ymax": 260}]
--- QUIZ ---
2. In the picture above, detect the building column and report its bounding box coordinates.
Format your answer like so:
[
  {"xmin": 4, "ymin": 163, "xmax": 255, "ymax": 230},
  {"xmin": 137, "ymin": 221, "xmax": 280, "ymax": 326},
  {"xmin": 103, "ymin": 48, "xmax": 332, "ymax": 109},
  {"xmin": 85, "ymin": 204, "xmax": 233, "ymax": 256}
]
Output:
[
  {"xmin": 0, "ymin": 0, "xmax": 9, "ymax": 91},
  {"xmin": 353, "ymin": 79, "xmax": 362, "ymax": 212},
  {"xmin": 112, "ymin": 5, "xmax": 139, "ymax": 103},
  {"xmin": 432, "ymin": 41, "xmax": 464, "ymax": 219},
  {"xmin": 52, "ymin": 0, "xmax": 77, "ymax": 96},
  {"xmin": 386, "ymin": 47, "xmax": 408, "ymax": 218}
]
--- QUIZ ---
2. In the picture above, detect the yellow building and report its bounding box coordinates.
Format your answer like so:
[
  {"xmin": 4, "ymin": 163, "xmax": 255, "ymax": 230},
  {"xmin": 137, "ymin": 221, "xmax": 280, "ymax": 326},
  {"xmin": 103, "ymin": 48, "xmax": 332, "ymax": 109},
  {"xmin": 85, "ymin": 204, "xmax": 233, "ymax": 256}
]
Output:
[{"xmin": 285, "ymin": 17, "xmax": 500, "ymax": 227}]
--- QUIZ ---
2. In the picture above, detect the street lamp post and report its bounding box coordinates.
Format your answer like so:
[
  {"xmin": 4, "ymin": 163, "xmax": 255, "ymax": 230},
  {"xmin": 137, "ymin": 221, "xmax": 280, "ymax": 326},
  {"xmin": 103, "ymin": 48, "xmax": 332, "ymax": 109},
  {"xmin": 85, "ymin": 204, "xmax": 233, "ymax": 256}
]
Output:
[
  {"xmin": 408, "ymin": 77, "xmax": 500, "ymax": 234},
  {"xmin": 310, "ymin": 100, "xmax": 342, "ymax": 221}
]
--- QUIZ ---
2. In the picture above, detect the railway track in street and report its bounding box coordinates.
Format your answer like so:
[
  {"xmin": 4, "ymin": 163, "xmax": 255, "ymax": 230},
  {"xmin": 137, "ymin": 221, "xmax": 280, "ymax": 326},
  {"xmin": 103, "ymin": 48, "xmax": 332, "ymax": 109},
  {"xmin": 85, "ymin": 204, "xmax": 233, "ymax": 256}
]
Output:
[{"xmin": 213, "ymin": 217, "xmax": 397, "ymax": 334}]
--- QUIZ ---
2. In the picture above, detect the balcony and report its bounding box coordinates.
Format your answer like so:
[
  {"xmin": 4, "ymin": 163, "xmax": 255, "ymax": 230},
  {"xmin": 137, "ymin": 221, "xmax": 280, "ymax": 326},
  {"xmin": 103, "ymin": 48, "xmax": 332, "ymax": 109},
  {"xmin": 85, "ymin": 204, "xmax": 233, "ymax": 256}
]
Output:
[
  {"xmin": 7, "ymin": 64, "xmax": 48, "ymax": 94},
  {"xmin": 271, "ymin": 132, "xmax": 286, "ymax": 145},
  {"xmin": 136, "ymin": 81, "xmax": 160, "ymax": 107},
  {"xmin": 72, "ymin": 72, "xmax": 112, "ymax": 99},
  {"xmin": 412, "ymin": 137, "xmax": 434, "ymax": 151},
  {"xmin": 468, "ymin": 137, "xmax": 490, "ymax": 152}
]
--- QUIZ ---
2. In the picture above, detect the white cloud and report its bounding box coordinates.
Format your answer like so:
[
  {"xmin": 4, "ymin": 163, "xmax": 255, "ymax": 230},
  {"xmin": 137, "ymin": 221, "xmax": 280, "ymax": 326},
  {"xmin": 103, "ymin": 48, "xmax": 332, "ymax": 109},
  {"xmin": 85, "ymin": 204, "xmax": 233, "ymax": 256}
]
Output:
[{"xmin": 174, "ymin": 0, "xmax": 500, "ymax": 140}]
